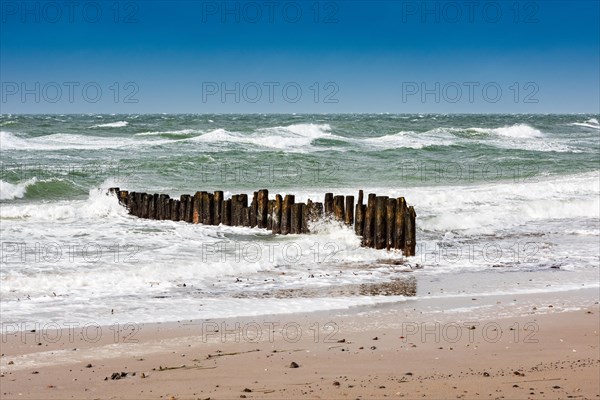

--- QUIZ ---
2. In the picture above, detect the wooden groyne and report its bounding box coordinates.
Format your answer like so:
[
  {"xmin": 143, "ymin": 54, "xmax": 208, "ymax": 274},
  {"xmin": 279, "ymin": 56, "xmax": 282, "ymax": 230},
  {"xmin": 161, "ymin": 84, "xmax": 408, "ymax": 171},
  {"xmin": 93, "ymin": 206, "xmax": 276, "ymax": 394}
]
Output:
[{"xmin": 108, "ymin": 188, "xmax": 417, "ymax": 256}]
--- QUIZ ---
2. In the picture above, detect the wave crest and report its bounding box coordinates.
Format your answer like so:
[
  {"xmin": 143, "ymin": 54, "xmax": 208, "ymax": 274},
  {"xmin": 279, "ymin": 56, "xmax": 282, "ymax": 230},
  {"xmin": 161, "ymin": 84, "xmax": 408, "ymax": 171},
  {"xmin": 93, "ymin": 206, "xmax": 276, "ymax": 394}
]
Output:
[{"xmin": 88, "ymin": 121, "xmax": 128, "ymax": 128}]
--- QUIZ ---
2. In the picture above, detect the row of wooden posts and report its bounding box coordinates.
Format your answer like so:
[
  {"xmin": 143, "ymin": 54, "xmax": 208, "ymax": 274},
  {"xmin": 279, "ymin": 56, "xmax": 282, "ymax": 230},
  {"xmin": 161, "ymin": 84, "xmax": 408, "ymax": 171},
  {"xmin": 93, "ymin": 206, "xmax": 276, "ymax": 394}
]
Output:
[{"xmin": 108, "ymin": 188, "xmax": 416, "ymax": 256}]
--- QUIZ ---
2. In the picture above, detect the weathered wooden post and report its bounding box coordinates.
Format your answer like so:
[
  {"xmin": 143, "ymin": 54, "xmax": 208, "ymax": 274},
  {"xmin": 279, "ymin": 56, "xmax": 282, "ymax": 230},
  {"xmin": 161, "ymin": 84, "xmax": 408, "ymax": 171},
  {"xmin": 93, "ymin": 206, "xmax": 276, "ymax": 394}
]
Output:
[
  {"xmin": 158, "ymin": 194, "xmax": 168, "ymax": 220},
  {"xmin": 230, "ymin": 195, "xmax": 239, "ymax": 226},
  {"xmin": 345, "ymin": 195, "xmax": 354, "ymax": 226},
  {"xmin": 179, "ymin": 195, "xmax": 189, "ymax": 221},
  {"xmin": 333, "ymin": 195, "xmax": 345, "ymax": 221},
  {"xmin": 242, "ymin": 207, "xmax": 251, "ymax": 227},
  {"xmin": 363, "ymin": 194, "xmax": 376, "ymax": 247},
  {"xmin": 324, "ymin": 193, "xmax": 334, "ymax": 217},
  {"xmin": 313, "ymin": 202, "xmax": 323, "ymax": 221},
  {"xmin": 250, "ymin": 192, "xmax": 258, "ymax": 227},
  {"xmin": 272, "ymin": 194, "xmax": 282, "ymax": 234},
  {"xmin": 404, "ymin": 206, "xmax": 417, "ymax": 256},
  {"xmin": 185, "ymin": 195, "xmax": 194, "ymax": 222},
  {"xmin": 170, "ymin": 199, "xmax": 180, "ymax": 221},
  {"xmin": 281, "ymin": 194, "xmax": 295, "ymax": 235},
  {"xmin": 266, "ymin": 200, "xmax": 274, "ymax": 230},
  {"xmin": 238, "ymin": 194, "xmax": 248, "ymax": 226},
  {"xmin": 202, "ymin": 192, "xmax": 213, "ymax": 225},
  {"xmin": 127, "ymin": 192, "xmax": 136, "ymax": 216},
  {"xmin": 213, "ymin": 191, "xmax": 223, "ymax": 225},
  {"xmin": 290, "ymin": 203, "xmax": 303, "ymax": 234},
  {"xmin": 119, "ymin": 190, "xmax": 128, "ymax": 207},
  {"xmin": 192, "ymin": 192, "xmax": 202, "ymax": 223},
  {"xmin": 135, "ymin": 193, "xmax": 143, "ymax": 217},
  {"xmin": 222, "ymin": 198, "xmax": 232, "ymax": 226},
  {"xmin": 394, "ymin": 197, "xmax": 407, "ymax": 250},
  {"xmin": 257, "ymin": 189, "xmax": 268, "ymax": 229},
  {"xmin": 386, "ymin": 198, "xmax": 397, "ymax": 250},
  {"xmin": 355, "ymin": 190, "xmax": 365, "ymax": 237},
  {"xmin": 374, "ymin": 196, "xmax": 388, "ymax": 249},
  {"xmin": 301, "ymin": 202, "xmax": 309, "ymax": 233},
  {"xmin": 148, "ymin": 194, "xmax": 158, "ymax": 219},
  {"xmin": 141, "ymin": 194, "xmax": 150, "ymax": 219}
]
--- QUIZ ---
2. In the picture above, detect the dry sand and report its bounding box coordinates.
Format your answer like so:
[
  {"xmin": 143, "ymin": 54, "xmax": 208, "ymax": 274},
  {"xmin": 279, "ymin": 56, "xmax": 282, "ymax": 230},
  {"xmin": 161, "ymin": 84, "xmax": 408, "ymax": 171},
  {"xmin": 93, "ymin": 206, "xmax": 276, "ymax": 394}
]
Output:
[{"xmin": 1, "ymin": 289, "xmax": 599, "ymax": 399}]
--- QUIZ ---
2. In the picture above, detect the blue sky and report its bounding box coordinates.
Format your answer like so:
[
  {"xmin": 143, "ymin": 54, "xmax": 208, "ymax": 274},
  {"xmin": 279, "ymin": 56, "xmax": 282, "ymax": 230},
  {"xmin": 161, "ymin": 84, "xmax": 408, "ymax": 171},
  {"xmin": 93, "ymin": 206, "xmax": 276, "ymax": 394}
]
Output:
[{"xmin": 1, "ymin": 0, "xmax": 599, "ymax": 113}]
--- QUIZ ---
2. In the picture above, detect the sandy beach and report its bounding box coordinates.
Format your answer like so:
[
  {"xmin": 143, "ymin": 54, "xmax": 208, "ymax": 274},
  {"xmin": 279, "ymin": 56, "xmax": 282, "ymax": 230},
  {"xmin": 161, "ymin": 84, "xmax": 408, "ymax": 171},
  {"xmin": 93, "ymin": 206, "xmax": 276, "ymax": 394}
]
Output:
[{"xmin": 2, "ymin": 288, "xmax": 598, "ymax": 399}]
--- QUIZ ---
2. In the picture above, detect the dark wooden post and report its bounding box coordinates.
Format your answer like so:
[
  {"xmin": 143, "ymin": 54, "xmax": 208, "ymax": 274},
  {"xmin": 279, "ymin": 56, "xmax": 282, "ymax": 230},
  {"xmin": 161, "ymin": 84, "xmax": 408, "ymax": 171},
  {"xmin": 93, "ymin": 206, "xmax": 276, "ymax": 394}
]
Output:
[
  {"xmin": 135, "ymin": 193, "xmax": 144, "ymax": 217},
  {"xmin": 272, "ymin": 194, "xmax": 282, "ymax": 234},
  {"xmin": 281, "ymin": 194, "xmax": 295, "ymax": 235},
  {"xmin": 333, "ymin": 195, "xmax": 345, "ymax": 221},
  {"xmin": 238, "ymin": 194, "xmax": 248, "ymax": 226},
  {"xmin": 404, "ymin": 206, "xmax": 417, "ymax": 256},
  {"xmin": 214, "ymin": 191, "xmax": 223, "ymax": 225},
  {"xmin": 386, "ymin": 198, "xmax": 397, "ymax": 250},
  {"xmin": 202, "ymin": 192, "xmax": 214, "ymax": 225},
  {"xmin": 257, "ymin": 189, "xmax": 268, "ymax": 229},
  {"xmin": 374, "ymin": 196, "xmax": 388, "ymax": 249},
  {"xmin": 179, "ymin": 195, "xmax": 189, "ymax": 221},
  {"xmin": 313, "ymin": 202, "xmax": 323, "ymax": 220},
  {"xmin": 394, "ymin": 197, "xmax": 407, "ymax": 250},
  {"xmin": 141, "ymin": 194, "xmax": 150, "ymax": 219},
  {"xmin": 222, "ymin": 199, "xmax": 232, "ymax": 226},
  {"xmin": 301, "ymin": 202, "xmax": 310, "ymax": 233},
  {"xmin": 170, "ymin": 199, "xmax": 180, "ymax": 221},
  {"xmin": 355, "ymin": 190, "xmax": 365, "ymax": 237},
  {"xmin": 126, "ymin": 192, "xmax": 135, "ymax": 215},
  {"xmin": 290, "ymin": 203, "xmax": 302, "ymax": 234},
  {"xmin": 345, "ymin": 195, "xmax": 354, "ymax": 226},
  {"xmin": 363, "ymin": 194, "xmax": 376, "ymax": 247},
  {"xmin": 250, "ymin": 191, "xmax": 258, "ymax": 227},
  {"xmin": 231, "ymin": 195, "xmax": 239, "ymax": 226},
  {"xmin": 185, "ymin": 195, "xmax": 194, "ymax": 222},
  {"xmin": 324, "ymin": 193, "xmax": 334, "ymax": 217},
  {"xmin": 192, "ymin": 192, "xmax": 202, "ymax": 223},
  {"xmin": 267, "ymin": 200, "xmax": 274, "ymax": 230},
  {"xmin": 119, "ymin": 190, "xmax": 128, "ymax": 207},
  {"xmin": 242, "ymin": 207, "xmax": 251, "ymax": 227},
  {"xmin": 157, "ymin": 194, "xmax": 168, "ymax": 220},
  {"xmin": 148, "ymin": 194, "xmax": 158, "ymax": 219}
]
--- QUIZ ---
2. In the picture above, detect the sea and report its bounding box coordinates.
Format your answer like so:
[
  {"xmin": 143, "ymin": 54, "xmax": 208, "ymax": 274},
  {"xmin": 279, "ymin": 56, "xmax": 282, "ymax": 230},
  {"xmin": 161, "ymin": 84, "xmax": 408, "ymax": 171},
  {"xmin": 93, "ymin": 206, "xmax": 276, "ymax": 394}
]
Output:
[{"xmin": 1, "ymin": 114, "xmax": 599, "ymax": 328}]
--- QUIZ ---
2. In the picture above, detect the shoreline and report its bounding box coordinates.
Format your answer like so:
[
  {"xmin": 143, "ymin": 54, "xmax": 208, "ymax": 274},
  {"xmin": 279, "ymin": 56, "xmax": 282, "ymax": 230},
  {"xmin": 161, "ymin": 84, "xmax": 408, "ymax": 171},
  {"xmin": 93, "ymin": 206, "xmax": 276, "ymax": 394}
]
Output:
[{"xmin": 1, "ymin": 288, "xmax": 598, "ymax": 399}]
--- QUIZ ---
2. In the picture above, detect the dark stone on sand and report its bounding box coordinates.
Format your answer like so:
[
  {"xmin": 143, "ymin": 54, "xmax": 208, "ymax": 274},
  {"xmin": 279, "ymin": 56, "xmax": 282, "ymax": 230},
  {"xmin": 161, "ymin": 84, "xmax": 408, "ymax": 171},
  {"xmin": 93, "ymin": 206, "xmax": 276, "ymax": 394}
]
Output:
[{"xmin": 289, "ymin": 362, "xmax": 299, "ymax": 368}]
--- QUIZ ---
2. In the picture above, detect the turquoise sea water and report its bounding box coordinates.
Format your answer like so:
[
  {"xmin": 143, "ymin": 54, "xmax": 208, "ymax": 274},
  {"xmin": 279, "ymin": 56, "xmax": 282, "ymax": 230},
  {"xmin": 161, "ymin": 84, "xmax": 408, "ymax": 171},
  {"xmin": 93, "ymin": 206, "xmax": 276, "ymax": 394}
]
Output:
[{"xmin": 1, "ymin": 114, "xmax": 599, "ymax": 326}]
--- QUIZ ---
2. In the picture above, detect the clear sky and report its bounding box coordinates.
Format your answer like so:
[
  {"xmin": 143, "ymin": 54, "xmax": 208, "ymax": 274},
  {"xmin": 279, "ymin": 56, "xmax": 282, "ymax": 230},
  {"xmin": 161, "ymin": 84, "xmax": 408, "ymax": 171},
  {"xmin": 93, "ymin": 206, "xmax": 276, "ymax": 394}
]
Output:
[{"xmin": 1, "ymin": 0, "xmax": 599, "ymax": 113}]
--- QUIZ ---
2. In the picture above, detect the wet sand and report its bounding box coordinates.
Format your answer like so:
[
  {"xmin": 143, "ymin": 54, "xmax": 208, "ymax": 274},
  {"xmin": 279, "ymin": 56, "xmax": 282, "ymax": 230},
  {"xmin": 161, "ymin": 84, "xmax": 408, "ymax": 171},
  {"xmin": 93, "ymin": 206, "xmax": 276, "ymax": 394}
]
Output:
[{"xmin": 1, "ymin": 289, "xmax": 598, "ymax": 399}]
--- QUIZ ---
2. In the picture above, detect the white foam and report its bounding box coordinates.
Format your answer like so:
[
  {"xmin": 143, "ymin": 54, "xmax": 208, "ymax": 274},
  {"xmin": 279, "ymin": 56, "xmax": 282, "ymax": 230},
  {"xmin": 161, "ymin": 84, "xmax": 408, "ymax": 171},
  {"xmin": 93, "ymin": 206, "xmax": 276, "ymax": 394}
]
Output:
[
  {"xmin": 190, "ymin": 124, "xmax": 339, "ymax": 151},
  {"xmin": 0, "ymin": 178, "xmax": 37, "ymax": 200},
  {"xmin": 361, "ymin": 128, "xmax": 457, "ymax": 149},
  {"xmin": 569, "ymin": 118, "xmax": 600, "ymax": 129},
  {"xmin": 0, "ymin": 131, "xmax": 170, "ymax": 151},
  {"xmin": 135, "ymin": 129, "xmax": 198, "ymax": 136},
  {"xmin": 469, "ymin": 124, "xmax": 543, "ymax": 138},
  {"xmin": 88, "ymin": 121, "xmax": 128, "ymax": 128}
]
